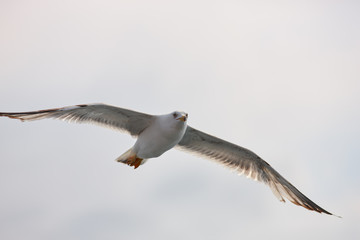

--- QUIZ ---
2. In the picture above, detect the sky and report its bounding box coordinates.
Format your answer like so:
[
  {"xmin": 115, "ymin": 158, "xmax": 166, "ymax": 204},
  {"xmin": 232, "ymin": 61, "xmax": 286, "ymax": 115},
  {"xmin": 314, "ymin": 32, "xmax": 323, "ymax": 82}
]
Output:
[{"xmin": 0, "ymin": 0, "xmax": 359, "ymax": 239}]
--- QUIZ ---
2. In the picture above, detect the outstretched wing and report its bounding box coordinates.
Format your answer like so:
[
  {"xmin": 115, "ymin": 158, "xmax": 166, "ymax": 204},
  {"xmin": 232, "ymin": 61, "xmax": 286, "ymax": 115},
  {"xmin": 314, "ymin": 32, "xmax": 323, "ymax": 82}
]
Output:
[
  {"xmin": 177, "ymin": 126, "xmax": 333, "ymax": 215},
  {"xmin": 0, "ymin": 103, "xmax": 154, "ymax": 136}
]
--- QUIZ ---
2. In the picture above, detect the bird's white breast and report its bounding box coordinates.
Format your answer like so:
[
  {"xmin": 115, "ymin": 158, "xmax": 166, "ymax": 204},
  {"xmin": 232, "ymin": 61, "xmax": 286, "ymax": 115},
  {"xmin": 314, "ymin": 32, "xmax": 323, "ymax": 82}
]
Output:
[{"xmin": 133, "ymin": 114, "xmax": 187, "ymax": 159}]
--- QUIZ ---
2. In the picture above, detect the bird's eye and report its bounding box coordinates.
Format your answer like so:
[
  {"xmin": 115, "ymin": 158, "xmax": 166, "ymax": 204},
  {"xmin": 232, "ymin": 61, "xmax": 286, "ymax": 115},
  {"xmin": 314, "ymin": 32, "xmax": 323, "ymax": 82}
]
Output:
[{"xmin": 173, "ymin": 112, "xmax": 177, "ymax": 118}]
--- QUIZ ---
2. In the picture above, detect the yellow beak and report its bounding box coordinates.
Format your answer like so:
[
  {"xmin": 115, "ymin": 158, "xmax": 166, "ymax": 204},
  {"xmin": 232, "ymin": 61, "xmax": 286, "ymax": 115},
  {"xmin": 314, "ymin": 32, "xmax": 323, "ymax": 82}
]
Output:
[{"xmin": 177, "ymin": 116, "xmax": 186, "ymax": 122}]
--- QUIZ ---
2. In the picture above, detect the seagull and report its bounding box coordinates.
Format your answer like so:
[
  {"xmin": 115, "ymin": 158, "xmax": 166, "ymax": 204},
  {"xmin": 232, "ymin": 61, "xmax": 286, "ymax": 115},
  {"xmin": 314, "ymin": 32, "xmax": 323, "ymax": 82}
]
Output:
[{"xmin": 0, "ymin": 103, "xmax": 337, "ymax": 216}]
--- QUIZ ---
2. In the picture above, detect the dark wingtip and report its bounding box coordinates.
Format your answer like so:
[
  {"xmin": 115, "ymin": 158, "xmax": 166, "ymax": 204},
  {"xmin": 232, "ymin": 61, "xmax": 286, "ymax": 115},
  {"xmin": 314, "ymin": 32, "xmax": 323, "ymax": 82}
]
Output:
[{"xmin": 0, "ymin": 113, "xmax": 24, "ymax": 121}]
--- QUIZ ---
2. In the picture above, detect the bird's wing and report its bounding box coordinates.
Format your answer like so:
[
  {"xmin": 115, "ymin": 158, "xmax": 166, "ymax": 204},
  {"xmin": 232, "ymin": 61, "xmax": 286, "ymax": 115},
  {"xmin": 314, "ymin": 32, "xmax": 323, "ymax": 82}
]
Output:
[
  {"xmin": 0, "ymin": 103, "xmax": 154, "ymax": 136},
  {"xmin": 177, "ymin": 126, "xmax": 333, "ymax": 215}
]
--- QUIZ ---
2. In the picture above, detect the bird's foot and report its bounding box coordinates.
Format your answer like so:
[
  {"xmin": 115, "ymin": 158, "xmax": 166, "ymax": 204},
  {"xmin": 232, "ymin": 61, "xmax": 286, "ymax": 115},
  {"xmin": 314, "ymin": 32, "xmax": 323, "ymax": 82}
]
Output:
[{"xmin": 124, "ymin": 156, "xmax": 143, "ymax": 169}]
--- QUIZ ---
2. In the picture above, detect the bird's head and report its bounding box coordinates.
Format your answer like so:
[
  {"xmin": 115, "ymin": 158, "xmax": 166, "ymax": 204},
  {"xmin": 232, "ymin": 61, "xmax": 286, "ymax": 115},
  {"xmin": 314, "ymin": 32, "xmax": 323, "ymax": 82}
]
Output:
[{"xmin": 172, "ymin": 111, "xmax": 188, "ymax": 122}]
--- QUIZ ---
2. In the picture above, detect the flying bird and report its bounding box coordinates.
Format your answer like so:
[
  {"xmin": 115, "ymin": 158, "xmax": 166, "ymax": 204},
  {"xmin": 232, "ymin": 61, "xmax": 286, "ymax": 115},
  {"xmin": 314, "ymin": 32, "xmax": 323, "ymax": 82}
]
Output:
[{"xmin": 0, "ymin": 103, "xmax": 336, "ymax": 216}]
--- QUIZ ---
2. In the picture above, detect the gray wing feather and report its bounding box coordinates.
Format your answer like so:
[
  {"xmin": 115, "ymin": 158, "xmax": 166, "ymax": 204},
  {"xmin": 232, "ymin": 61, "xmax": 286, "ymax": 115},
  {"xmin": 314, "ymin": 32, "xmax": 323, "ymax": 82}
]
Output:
[
  {"xmin": 0, "ymin": 104, "xmax": 153, "ymax": 136},
  {"xmin": 177, "ymin": 126, "xmax": 333, "ymax": 215}
]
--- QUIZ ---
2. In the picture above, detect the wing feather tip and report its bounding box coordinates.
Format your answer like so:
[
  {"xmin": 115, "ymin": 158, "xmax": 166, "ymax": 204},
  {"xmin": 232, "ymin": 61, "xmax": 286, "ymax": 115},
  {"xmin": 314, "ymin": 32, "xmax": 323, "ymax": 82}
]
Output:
[{"xmin": 0, "ymin": 114, "xmax": 24, "ymax": 121}]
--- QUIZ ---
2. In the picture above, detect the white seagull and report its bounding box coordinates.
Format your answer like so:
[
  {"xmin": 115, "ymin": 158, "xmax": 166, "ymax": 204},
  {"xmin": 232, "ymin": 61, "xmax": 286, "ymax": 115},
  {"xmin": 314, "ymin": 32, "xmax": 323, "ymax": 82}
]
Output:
[{"xmin": 0, "ymin": 103, "xmax": 336, "ymax": 216}]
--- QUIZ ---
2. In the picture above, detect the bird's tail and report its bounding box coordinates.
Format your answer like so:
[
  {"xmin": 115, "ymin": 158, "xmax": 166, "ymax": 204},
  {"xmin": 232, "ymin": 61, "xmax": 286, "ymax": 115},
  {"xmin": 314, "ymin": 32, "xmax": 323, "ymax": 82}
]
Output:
[{"xmin": 115, "ymin": 148, "xmax": 146, "ymax": 169}]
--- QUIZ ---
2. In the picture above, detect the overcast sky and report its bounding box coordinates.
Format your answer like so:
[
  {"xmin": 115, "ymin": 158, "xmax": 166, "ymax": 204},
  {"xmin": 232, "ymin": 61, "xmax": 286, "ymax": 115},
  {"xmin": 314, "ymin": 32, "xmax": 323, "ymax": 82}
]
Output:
[{"xmin": 0, "ymin": 0, "xmax": 359, "ymax": 239}]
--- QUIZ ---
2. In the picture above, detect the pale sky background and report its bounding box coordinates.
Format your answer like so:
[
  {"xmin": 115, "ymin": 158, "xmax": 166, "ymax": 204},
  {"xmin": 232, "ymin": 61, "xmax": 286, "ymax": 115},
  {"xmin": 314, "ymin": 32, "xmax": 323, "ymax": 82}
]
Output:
[{"xmin": 0, "ymin": 0, "xmax": 359, "ymax": 239}]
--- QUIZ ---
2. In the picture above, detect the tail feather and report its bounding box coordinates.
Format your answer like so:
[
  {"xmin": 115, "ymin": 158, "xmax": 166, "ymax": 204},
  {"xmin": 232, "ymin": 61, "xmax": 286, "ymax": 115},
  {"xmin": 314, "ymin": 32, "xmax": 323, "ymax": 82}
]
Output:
[
  {"xmin": 115, "ymin": 148, "xmax": 135, "ymax": 163},
  {"xmin": 116, "ymin": 148, "xmax": 145, "ymax": 169}
]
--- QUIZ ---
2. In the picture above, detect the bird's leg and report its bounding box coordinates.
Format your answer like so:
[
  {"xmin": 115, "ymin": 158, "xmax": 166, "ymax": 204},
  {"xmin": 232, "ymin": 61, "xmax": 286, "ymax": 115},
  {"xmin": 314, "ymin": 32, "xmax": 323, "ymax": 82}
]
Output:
[
  {"xmin": 132, "ymin": 157, "xmax": 143, "ymax": 169},
  {"xmin": 124, "ymin": 155, "xmax": 143, "ymax": 169}
]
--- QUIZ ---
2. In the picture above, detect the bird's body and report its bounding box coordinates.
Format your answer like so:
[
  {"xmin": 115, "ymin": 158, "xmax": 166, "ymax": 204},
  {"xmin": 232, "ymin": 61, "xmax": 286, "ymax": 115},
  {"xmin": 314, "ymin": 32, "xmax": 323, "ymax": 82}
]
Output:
[
  {"xmin": 117, "ymin": 112, "xmax": 188, "ymax": 168},
  {"xmin": 134, "ymin": 112, "xmax": 187, "ymax": 159},
  {"xmin": 0, "ymin": 103, "xmax": 337, "ymax": 216}
]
